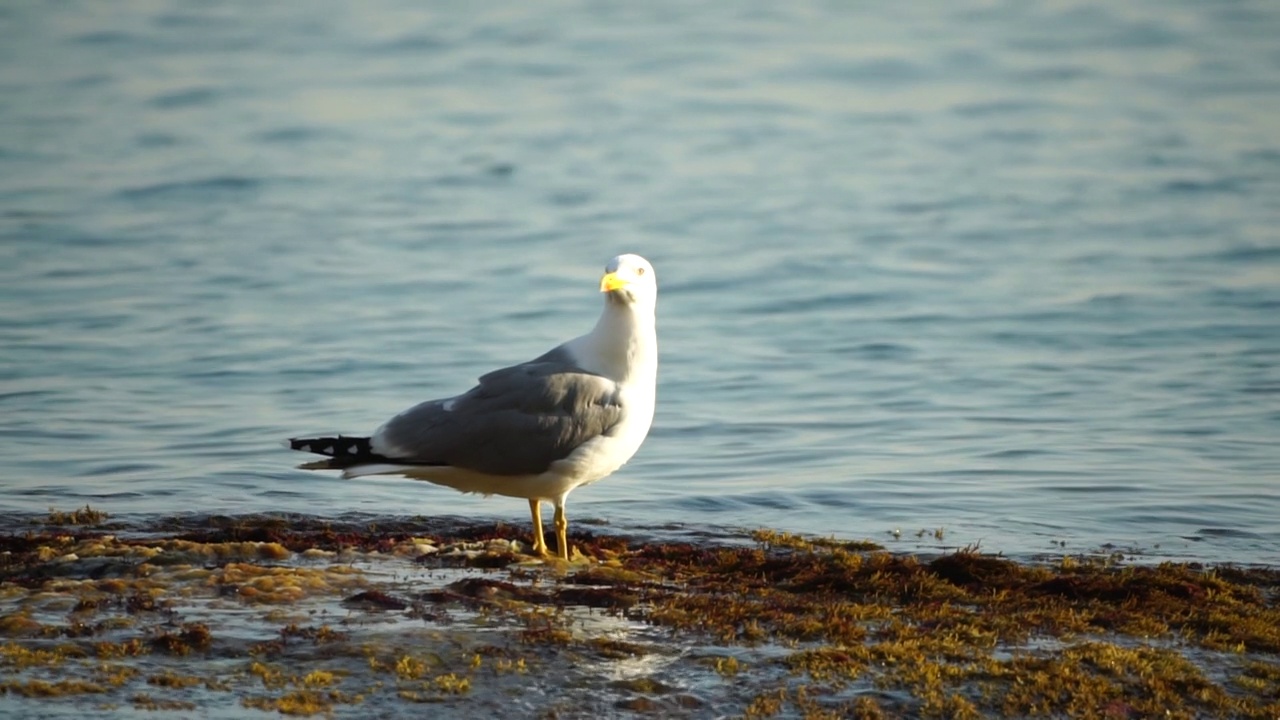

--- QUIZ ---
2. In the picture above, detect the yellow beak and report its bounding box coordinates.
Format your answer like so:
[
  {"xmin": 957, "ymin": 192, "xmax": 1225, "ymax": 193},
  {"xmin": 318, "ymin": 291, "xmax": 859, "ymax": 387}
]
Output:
[{"xmin": 600, "ymin": 271, "xmax": 628, "ymax": 293}]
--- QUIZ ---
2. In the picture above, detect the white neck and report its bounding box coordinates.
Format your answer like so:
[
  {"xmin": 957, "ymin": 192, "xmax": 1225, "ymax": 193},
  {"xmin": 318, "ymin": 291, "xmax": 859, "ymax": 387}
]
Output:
[{"xmin": 567, "ymin": 298, "xmax": 658, "ymax": 383}]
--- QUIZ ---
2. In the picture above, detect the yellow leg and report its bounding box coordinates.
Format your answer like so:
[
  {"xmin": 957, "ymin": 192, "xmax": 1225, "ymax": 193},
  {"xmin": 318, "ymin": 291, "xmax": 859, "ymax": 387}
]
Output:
[
  {"xmin": 528, "ymin": 499, "xmax": 549, "ymax": 556},
  {"xmin": 553, "ymin": 503, "xmax": 570, "ymax": 560}
]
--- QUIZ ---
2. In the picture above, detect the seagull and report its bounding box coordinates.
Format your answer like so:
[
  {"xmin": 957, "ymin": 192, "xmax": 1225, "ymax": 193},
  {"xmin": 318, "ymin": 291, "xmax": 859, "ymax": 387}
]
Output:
[{"xmin": 287, "ymin": 254, "xmax": 658, "ymax": 560}]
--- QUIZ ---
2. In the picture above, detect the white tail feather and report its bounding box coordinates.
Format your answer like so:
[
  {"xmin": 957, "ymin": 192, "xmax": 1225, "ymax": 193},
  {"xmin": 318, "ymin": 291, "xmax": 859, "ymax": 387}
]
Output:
[{"xmin": 341, "ymin": 463, "xmax": 420, "ymax": 480}]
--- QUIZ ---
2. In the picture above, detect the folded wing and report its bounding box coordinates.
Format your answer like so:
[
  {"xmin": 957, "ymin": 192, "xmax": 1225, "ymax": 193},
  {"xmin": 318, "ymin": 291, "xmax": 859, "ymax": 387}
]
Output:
[{"xmin": 371, "ymin": 360, "xmax": 626, "ymax": 476}]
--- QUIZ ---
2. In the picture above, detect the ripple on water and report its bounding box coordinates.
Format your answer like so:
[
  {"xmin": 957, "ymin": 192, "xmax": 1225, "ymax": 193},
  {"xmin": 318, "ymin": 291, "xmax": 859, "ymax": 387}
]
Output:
[{"xmin": 0, "ymin": 0, "xmax": 1277, "ymax": 568}]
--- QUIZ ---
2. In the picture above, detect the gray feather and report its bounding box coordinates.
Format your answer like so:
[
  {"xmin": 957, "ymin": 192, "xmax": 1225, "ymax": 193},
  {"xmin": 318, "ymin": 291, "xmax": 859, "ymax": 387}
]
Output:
[{"xmin": 374, "ymin": 352, "xmax": 625, "ymax": 476}]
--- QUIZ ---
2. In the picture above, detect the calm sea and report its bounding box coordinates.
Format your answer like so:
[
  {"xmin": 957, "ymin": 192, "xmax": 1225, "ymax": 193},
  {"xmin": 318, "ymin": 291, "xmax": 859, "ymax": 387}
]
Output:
[{"xmin": 2, "ymin": 0, "xmax": 1278, "ymax": 564}]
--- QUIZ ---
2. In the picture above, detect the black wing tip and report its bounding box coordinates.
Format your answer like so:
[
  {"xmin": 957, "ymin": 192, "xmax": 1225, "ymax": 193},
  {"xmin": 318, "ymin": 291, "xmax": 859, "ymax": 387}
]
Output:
[{"xmin": 288, "ymin": 435, "xmax": 377, "ymax": 459}]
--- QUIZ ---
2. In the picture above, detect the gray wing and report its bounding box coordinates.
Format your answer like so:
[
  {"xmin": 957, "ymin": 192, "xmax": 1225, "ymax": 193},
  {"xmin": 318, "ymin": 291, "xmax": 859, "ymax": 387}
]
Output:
[{"xmin": 372, "ymin": 357, "xmax": 625, "ymax": 476}]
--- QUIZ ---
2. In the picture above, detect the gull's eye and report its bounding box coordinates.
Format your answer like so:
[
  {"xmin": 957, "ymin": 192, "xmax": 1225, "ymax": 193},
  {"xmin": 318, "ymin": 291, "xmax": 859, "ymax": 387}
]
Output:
[{"xmin": 635, "ymin": 267, "xmax": 646, "ymax": 276}]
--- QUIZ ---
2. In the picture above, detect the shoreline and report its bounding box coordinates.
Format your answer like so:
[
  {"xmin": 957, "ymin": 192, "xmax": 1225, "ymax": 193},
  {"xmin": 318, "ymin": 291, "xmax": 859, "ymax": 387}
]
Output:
[{"xmin": 1, "ymin": 510, "xmax": 1277, "ymax": 718}]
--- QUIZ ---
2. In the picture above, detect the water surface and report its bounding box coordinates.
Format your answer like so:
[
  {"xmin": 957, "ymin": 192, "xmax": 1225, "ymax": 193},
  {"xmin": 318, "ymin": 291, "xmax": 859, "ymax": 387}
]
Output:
[{"xmin": 2, "ymin": 0, "xmax": 1278, "ymax": 564}]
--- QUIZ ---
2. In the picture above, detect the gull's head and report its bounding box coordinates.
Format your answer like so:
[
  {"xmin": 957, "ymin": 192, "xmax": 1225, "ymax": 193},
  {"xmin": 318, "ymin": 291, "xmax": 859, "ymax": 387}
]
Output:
[{"xmin": 599, "ymin": 254, "xmax": 657, "ymax": 310}]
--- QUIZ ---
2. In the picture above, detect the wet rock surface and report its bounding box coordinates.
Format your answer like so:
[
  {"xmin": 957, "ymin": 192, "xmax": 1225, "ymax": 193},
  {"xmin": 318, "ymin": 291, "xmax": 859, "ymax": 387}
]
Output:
[{"xmin": 1, "ymin": 513, "xmax": 1278, "ymax": 718}]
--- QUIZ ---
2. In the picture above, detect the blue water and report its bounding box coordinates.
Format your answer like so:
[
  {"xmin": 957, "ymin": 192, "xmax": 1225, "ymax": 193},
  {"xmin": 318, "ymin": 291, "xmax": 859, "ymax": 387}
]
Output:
[{"xmin": 2, "ymin": 0, "xmax": 1278, "ymax": 564}]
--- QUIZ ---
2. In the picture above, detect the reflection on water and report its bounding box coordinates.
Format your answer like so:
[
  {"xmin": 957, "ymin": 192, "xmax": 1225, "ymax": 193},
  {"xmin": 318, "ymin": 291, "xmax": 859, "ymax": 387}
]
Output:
[{"xmin": 1, "ymin": 0, "xmax": 1278, "ymax": 565}]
